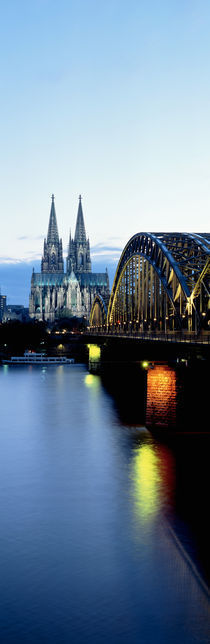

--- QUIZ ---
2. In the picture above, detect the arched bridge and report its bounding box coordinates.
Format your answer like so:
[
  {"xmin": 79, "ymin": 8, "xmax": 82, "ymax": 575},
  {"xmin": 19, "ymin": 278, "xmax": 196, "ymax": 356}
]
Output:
[{"xmin": 90, "ymin": 232, "xmax": 210, "ymax": 338}]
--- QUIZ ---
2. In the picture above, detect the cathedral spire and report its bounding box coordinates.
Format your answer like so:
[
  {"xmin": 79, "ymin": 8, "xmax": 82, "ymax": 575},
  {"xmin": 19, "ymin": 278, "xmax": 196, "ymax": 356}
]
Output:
[
  {"xmin": 47, "ymin": 194, "xmax": 59, "ymax": 244},
  {"xmin": 41, "ymin": 195, "xmax": 64, "ymax": 273},
  {"xmin": 74, "ymin": 195, "xmax": 86, "ymax": 243},
  {"xmin": 68, "ymin": 229, "xmax": 72, "ymax": 251},
  {"xmin": 67, "ymin": 196, "xmax": 91, "ymax": 274}
]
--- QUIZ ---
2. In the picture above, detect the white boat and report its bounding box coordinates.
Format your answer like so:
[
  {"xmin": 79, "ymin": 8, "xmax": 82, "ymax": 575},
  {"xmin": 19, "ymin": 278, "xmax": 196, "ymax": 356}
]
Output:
[{"xmin": 2, "ymin": 351, "xmax": 75, "ymax": 365}]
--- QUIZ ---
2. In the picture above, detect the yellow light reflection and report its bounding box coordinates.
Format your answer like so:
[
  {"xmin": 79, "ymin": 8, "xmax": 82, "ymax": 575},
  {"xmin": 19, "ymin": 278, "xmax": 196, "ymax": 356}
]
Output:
[
  {"xmin": 84, "ymin": 373, "xmax": 100, "ymax": 388},
  {"xmin": 131, "ymin": 444, "xmax": 161, "ymax": 523},
  {"xmin": 57, "ymin": 365, "xmax": 63, "ymax": 374},
  {"xmin": 89, "ymin": 344, "xmax": 101, "ymax": 361},
  {"xmin": 55, "ymin": 365, "xmax": 64, "ymax": 386}
]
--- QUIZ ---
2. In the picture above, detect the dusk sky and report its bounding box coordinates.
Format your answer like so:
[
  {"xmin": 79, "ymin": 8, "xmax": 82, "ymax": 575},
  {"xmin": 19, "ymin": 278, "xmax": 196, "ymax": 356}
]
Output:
[{"xmin": 1, "ymin": 0, "xmax": 210, "ymax": 303}]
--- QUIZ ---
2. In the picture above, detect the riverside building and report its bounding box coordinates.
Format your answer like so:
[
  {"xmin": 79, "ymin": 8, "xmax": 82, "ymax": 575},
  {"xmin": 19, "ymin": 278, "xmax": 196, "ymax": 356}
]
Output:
[
  {"xmin": 29, "ymin": 195, "xmax": 109, "ymax": 322},
  {"xmin": 0, "ymin": 293, "xmax": 7, "ymax": 321}
]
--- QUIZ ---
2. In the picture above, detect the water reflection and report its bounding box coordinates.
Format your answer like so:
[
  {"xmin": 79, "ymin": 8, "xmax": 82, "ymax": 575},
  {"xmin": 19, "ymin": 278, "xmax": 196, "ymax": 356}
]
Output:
[
  {"xmin": 84, "ymin": 373, "xmax": 100, "ymax": 388},
  {"xmin": 101, "ymin": 363, "xmax": 146, "ymax": 425},
  {"xmin": 131, "ymin": 440, "xmax": 161, "ymax": 523},
  {"xmin": 0, "ymin": 364, "xmax": 209, "ymax": 643},
  {"xmin": 130, "ymin": 435, "xmax": 175, "ymax": 528},
  {"xmin": 102, "ymin": 361, "xmax": 209, "ymax": 585}
]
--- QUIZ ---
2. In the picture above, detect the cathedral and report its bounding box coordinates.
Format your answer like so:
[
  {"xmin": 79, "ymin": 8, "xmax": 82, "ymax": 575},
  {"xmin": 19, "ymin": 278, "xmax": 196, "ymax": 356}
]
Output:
[{"xmin": 29, "ymin": 195, "xmax": 109, "ymax": 322}]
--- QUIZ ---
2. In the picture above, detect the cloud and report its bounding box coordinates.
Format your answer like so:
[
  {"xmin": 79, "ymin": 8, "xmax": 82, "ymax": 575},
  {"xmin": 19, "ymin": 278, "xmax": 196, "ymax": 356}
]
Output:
[
  {"xmin": 98, "ymin": 236, "xmax": 123, "ymax": 243},
  {"xmin": 91, "ymin": 243, "xmax": 123, "ymax": 252},
  {"xmin": 24, "ymin": 251, "xmax": 42, "ymax": 258},
  {"xmin": 0, "ymin": 257, "xmax": 23, "ymax": 264},
  {"xmin": 18, "ymin": 235, "xmax": 44, "ymax": 241},
  {"xmin": 90, "ymin": 244, "xmax": 122, "ymax": 261},
  {"xmin": 0, "ymin": 253, "xmax": 42, "ymax": 264}
]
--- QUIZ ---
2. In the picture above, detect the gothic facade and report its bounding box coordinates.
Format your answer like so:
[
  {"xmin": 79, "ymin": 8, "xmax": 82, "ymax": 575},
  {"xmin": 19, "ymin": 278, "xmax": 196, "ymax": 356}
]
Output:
[{"xmin": 29, "ymin": 195, "xmax": 109, "ymax": 322}]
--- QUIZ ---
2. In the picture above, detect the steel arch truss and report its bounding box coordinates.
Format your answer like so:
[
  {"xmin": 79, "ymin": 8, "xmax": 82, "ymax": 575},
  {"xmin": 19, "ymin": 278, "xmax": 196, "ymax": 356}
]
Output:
[
  {"xmin": 107, "ymin": 233, "xmax": 210, "ymax": 333},
  {"xmin": 90, "ymin": 294, "xmax": 108, "ymax": 329}
]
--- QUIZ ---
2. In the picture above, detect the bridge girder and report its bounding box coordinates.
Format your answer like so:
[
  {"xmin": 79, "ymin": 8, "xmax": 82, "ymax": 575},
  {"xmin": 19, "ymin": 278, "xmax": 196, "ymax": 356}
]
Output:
[
  {"xmin": 89, "ymin": 294, "xmax": 107, "ymax": 328},
  {"xmin": 90, "ymin": 233, "xmax": 210, "ymax": 333}
]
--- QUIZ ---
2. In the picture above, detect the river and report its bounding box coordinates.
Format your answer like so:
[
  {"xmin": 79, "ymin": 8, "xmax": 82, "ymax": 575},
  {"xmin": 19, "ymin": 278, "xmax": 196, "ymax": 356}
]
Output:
[{"xmin": 0, "ymin": 363, "xmax": 209, "ymax": 643}]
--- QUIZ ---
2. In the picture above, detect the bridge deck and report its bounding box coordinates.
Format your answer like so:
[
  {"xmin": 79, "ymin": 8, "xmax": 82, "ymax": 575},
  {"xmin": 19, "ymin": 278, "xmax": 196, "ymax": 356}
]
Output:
[{"xmin": 88, "ymin": 330, "xmax": 210, "ymax": 345}]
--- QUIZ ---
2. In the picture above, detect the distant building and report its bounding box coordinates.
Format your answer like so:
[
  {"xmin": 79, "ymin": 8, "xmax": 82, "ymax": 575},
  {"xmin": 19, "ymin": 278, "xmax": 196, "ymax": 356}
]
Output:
[
  {"xmin": 3, "ymin": 305, "xmax": 29, "ymax": 322},
  {"xmin": 29, "ymin": 195, "xmax": 109, "ymax": 322},
  {"xmin": 0, "ymin": 294, "xmax": 7, "ymax": 321}
]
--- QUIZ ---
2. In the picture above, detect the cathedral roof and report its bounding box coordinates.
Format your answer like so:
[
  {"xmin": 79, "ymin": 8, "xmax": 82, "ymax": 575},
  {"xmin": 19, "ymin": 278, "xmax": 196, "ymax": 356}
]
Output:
[
  {"xmin": 47, "ymin": 194, "xmax": 59, "ymax": 244},
  {"xmin": 78, "ymin": 272, "xmax": 109, "ymax": 287},
  {"xmin": 32, "ymin": 273, "xmax": 64, "ymax": 287},
  {"xmin": 32, "ymin": 271, "xmax": 109, "ymax": 288},
  {"xmin": 74, "ymin": 195, "xmax": 86, "ymax": 243}
]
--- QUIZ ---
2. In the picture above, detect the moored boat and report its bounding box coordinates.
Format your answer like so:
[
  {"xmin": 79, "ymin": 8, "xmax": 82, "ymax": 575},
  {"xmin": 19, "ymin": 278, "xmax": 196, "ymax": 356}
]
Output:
[{"xmin": 2, "ymin": 351, "xmax": 74, "ymax": 365}]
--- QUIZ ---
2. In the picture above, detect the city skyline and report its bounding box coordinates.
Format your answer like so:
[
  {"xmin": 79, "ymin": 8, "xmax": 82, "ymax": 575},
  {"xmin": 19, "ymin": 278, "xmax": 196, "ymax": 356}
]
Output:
[{"xmin": 0, "ymin": 194, "xmax": 117, "ymax": 305}]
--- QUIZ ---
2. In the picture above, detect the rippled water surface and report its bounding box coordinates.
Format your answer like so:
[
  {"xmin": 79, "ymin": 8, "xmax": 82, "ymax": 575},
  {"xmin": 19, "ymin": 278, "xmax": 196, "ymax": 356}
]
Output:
[{"xmin": 0, "ymin": 364, "xmax": 209, "ymax": 643}]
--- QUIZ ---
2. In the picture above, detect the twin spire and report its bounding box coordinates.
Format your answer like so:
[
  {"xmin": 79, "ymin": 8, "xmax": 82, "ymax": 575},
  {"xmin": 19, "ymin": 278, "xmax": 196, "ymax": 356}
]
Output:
[
  {"xmin": 42, "ymin": 194, "xmax": 91, "ymax": 274},
  {"xmin": 47, "ymin": 194, "xmax": 86, "ymax": 245}
]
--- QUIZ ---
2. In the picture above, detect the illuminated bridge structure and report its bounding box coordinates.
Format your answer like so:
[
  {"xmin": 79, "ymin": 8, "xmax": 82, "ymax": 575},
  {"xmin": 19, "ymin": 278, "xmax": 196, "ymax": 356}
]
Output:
[{"xmin": 90, "ymin": 232, "xmax": 210, "ymax": 339}]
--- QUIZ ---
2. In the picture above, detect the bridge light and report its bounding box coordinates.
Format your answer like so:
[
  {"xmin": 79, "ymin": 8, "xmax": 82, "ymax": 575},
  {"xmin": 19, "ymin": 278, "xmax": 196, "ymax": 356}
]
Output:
[
  {"xmin": 142, "ymin": 361, "xmax": 149, "ymax": 369},
  {"xmin": 89, "ymin": 345, "xmax": 101, "ymax": 361}
]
